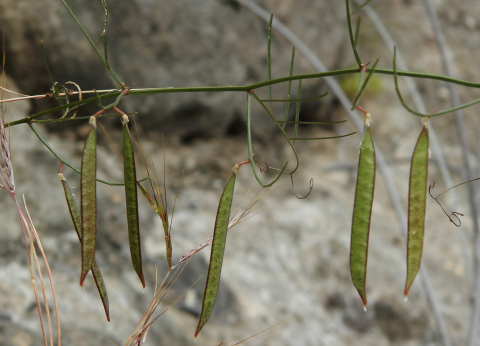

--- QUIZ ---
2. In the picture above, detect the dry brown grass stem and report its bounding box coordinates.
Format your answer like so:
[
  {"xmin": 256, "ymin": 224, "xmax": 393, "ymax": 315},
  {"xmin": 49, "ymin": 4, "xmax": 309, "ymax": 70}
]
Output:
[
  {"xmin": 124, "ymin": 262, "xmax": 198, "ymax": 346},
  {"xmin": 0, "ymin": 86, "xmax": 117, "ymax": 104},
  {"xmin": 1, "ymin": 71, "xmax": 61, "ymax": 345}
]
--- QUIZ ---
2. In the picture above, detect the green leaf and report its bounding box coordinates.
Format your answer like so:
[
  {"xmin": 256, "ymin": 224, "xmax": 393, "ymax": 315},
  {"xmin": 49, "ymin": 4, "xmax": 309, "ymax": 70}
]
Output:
[
  {"xmin": 195, "ymin": 165, "xmax": 238, "ymax": 338},
  {"xmin": 405, "ymin": 124, "xmax": 429, "ymax": 297},
  {"xmin": 122, "ymin": 115, "xmax": 145, "ymax": 287},
  {"xmin": 80, "ymin": 116, "xmax": 97, "ymax": 286},
  {"xmin": 59, "ymin": 171, "xmax": 110, "ymax": 320},
  {"xmin": 350, "ymin": 126, "xmax": 376, "ymax": 308}
]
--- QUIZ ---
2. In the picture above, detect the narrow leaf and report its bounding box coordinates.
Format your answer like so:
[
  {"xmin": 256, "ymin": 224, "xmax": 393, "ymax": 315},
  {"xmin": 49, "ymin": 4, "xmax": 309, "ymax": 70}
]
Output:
[
  {"xmin": 405, "ymin": 123, "xmax": 429, "ymax": 297},
  {"xmin": 58, "ymin": 170, "xmax": 110, "ymax": 320},
  {"xmin": 282, "ymin": 46, "xmax": 296, "ymax": 127},
  {"xmin": 195, "ymin": 164, "xmax": 238, "ymax": 338},
  {"xmin": 267, "ymin": 13, "xmax": 274, "ymax": 108},
  {"xmin": 351, "ymin": 0, "xmax": 375, "ymax": 16},
  {"xmin": 350, "ymin": 126, "xmax": 376, "ymax": 308},
  {"xmin": 292, "ymin": 80, "xmax": 302, "ymax": 146},
  {"xmin": 351, "ymin": 59, "xmax": 379, "ymax": 110},
  {"xmin": 122, "ymin": 115, "xmax": 145, "ymax": 287},
  {"xmin": 346, "ymin": 0, "xmax": 362, "ymax": 66},
  {"xmin": 80, "ymin": 116, "xmax": 97, "ymax": 285}
]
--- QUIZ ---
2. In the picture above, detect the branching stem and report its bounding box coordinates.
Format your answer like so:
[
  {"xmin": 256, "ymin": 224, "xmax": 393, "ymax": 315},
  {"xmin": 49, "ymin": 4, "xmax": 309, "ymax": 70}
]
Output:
[{"xmin": 5, "ymin": 67, "xmax": 480, "ymax": 127}]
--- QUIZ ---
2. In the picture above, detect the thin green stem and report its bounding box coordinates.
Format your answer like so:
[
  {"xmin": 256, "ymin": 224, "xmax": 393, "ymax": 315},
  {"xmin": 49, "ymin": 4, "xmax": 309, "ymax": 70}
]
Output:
[
  {"xmin": 252, "ymin": 92, "xmax": 300, "ymax": 174},
  {"xmin": 96, "ymin": 86, "xmax": 129, "ymax": 111},
  {"xmin": 259, "ymin": 92, "xmax": 328, "ymax": 103},
  {"xmin": 100, "ymin": 0, "xmax": 108, "ymax": 37},
  {"xmin": 32, "ymin": 112, "xmax": 123, "ymax": 124},
  {"xmin": 351, "ymin": 0, "xmax": 374, "ymax": 16},
  {"xmin": 40, "ymin": 42, "xmax": 54, "ymax": 86},
  {"xmin": 59, "ymin": 0, "xmax": 121, "ymax": 87},
  {"xmin": 351, "ymin": 58, "xmax": 379, "ymax": 109},
  {"xmin": 293, "ymin": 81, "xmax": 302, "ymax": 146},
  {"xmin": 246, "ymin": 93, "xmax": 288, "ymax": 187},
  {"xmin": 267, "ymin": 13, "xmax": 274, "ymax": 109},
  {"xmin": 283, "ymin": 46, "xmax": 296, "ymax": 128},
  {"xmin": 6, "ymin": 67, "xmax": 480, "ymax": 127},
  {"xmin": 353, "ymin": 17, "xmax": 361, "ymax": 49},
  {"xmin": 393, "ymin": 47, "xmax": 480, "ymax": 117},
  {"xmin": 289, "ymin": 133, "xmax": 356, "ymax": 140},
  {"xmin": 276, "ymin": 120, "xmax": 347, "ymax": 125},
  {"xmin": 346, "ymin": 0, "xmax": 362, "ymax": 66}
]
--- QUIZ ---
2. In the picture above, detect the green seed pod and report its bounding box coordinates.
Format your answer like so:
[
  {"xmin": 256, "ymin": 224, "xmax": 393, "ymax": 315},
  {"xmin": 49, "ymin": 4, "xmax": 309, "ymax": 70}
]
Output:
[
  {"xmin": 195, "ymin": 164, "xmax": 239, "ymax": 338},
  {"xmin": 122, "ymin": 114, "xmax": 145, "ymax": 287},
  {"xmin": 350, "ymin": 125, "xmax": 375, "ymax": 308},
  {"xmin": 80, "ymin": 116, "xmax": 97, "ymax": 286},
  {"xmin": 405, "ymin": 120, "xmax": 429, "ymax": 297},
  {"xmin": 58, "ymin": 171, "xmax": 110, "ymax": 321}
]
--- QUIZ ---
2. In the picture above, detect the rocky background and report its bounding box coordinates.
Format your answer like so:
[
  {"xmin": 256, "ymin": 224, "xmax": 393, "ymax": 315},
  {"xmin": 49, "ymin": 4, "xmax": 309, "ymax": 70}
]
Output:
[{"xmin": 1, "ymin": 0, "xmax": 480, "ymax": 345}]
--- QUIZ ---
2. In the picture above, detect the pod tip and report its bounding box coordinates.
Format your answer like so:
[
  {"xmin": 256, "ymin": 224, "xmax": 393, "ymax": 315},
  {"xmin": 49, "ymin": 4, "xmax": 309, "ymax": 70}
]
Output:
[
  {"xmin": 79, "ymin": 271, "xmax": 87, "ymax": 286},
  {"xmin": 360, "ymin": 296, "xmax": 367, "ymax": 308}
]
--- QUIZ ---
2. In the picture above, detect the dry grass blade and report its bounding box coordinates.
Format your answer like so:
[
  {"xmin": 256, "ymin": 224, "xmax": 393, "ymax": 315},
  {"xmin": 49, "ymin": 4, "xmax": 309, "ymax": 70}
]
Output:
[
  {"xmin": 124, "ymin": 262, "xmax": 198, "ymax": 346},
  {"xmin": 0, "ymin": 115, "xmax": 61, "ymax": 344},
  {"xmin": 215, "ymin": 316, "xmax": 291, "ymax": 345},
  {"xmin": 132, "ymin": 121, "xmax": 172, "ymax": 269}
]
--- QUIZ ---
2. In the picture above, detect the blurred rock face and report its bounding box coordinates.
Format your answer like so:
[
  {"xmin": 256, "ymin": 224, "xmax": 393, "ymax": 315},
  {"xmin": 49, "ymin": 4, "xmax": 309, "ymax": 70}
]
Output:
[
  {"xmin": 0, "ymin": 0, "xmax": 345, "ymax": 138},
  {"xmin": 1, "ymin": 0, "xmax": 479, "ymax": 345}
]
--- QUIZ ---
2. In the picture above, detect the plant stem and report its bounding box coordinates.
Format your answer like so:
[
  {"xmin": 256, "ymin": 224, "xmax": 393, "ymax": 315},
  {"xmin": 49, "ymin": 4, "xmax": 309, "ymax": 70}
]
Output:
[{"xmin": 5, "ymin": 66, "xmax": 480, "ymax": 127}]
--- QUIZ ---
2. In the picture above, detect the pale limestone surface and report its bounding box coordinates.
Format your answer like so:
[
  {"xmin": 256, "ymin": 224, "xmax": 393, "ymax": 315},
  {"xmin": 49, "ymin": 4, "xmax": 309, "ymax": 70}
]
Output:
[{"xmin": 0, "ymin": 1, "xmax": 479, "ymax": 345}]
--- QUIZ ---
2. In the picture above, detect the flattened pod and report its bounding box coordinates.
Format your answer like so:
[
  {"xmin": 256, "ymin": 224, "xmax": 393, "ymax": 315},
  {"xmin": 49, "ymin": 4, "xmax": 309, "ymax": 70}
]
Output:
[
  {"xmin": 350, "ymin": 126, "xmax": 375, "ymax": 308},
  {"xmin": 122, "ymin": 115, "xmax": 145, "ymax": 287},
  {"xmin": 405, "ymin": 123, "xmax": 429, "ymax": 297},
  {"xmin": 195, "ymin": 164, "xmax": 238, "ymax": 338},
  {"xmin": 80, "ymin": 115, "xmax": 97, "ymax": 285},
  {"xmin": 58, "ymin": 171, "xmax": 110, "ymax": 321}
]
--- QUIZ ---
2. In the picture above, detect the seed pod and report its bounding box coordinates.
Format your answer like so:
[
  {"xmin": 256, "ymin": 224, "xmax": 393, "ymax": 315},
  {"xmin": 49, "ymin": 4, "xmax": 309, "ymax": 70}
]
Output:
[
  {"xmin": 350, "ymin": 125, "xmax": 375, "ymax": 308},
  {"xmin": 122, "ymin": 114, "xmax": 145, "ymax": 287},
  {"xmin": 405, "ymin": 121, "xmax": 429, "ymax": 297},
  {"xmin": 58, "ymin": 170, "xmax": 110, "ymax": 321},
  {"xmin": 195, "ymin": 164, "xmax": 239, "ymax": 338},
  {"xmin": 80, "ymin": 116, "xmax": 97, "ymax": 286}
]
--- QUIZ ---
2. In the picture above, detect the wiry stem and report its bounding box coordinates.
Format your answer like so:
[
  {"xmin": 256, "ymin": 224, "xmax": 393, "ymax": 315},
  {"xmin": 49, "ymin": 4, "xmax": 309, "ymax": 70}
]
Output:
[{"xmin": 4, "ymin": 66, "xmax": 480, "ymax": 127}]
